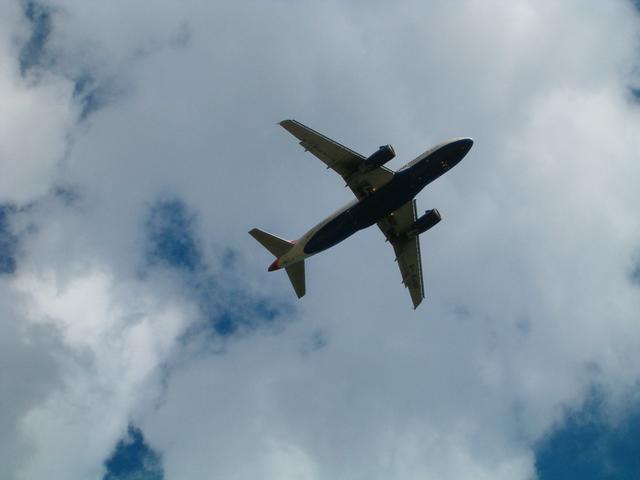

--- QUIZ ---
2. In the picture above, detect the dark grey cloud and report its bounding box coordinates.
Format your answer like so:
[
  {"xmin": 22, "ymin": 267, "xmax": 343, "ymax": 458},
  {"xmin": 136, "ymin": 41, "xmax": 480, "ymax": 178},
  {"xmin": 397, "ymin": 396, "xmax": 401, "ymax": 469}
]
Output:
[{"xmin": 0, "ymin": 295, "xmax": 64, "ymax": 478}]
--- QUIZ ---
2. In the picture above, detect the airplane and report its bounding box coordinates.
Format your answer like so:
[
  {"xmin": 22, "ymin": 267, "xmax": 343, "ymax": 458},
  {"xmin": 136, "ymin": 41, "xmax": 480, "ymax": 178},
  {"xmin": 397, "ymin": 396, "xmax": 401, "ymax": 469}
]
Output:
[{"xmin": 249, "ymin": 119, "xmax": 473, "ymax": 309}]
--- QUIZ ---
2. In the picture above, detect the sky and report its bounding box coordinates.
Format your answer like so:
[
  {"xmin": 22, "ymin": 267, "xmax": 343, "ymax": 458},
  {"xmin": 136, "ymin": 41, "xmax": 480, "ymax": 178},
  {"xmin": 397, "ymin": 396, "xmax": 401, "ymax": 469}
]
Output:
[{"xmin": 1, "ymin": 0, "xmax": 640, "ymax": 479}]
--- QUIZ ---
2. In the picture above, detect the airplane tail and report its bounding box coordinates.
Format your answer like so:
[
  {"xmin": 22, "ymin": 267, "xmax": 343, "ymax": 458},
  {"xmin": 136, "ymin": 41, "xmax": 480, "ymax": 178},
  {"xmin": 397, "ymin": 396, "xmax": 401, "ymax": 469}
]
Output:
[
  {"xmin": 248, "ymin": 228, "xmax": 306, "ymax": 298},
  {"xmin": 284, "ymin": 261, "xmax": 305, "ymax": 299},
  {"xmin": 249, "ymin": 228, "xmax": 294, "ymax": 257}
]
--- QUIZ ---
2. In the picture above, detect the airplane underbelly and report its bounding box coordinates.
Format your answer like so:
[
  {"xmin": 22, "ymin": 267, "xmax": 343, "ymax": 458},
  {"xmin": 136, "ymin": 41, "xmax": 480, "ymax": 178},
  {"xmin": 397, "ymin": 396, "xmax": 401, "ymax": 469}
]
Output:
[
  {"xmin": 353, "ymin": 178, "xmax": 415, "ymax": 225},
  {"xmin": 303, "ymin": 211, "xmax": 359, "ymax": 255},
  {"xmin": 303, "ymin": 179, "xmax": 415, "ymax": 255}
]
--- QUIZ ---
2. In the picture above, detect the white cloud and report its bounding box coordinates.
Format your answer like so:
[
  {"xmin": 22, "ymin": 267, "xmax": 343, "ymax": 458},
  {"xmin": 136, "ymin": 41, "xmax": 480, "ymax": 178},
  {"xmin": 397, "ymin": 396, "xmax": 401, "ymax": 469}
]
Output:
[
  {"xmin": 12, "ymin": 267, "xmax": 189, "ymax": 479},
  {"xmin": 0, "ymin": 35, "xmax": 76, "ymax": 203},
  {"xmin": 0, "ymin": 281, "xmax": 63, "ymax": 478},
  {"xmin": 1, "ymin": 0, "xmax": 639, "ymax": 479}
]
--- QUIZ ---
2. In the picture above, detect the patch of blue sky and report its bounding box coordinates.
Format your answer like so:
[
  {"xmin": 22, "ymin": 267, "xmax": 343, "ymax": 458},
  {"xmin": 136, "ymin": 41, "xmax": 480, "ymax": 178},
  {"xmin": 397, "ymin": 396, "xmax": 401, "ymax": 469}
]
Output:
[
  {"xmin": 19, "ymin": 1, "xmax": 52, "ymax": 75},
  {"xmin": 195, "ymin": 286, "xmax": 289, "ymax": 337},
  {"xmin": 302, "ymin": 330, "xmax": 328, "ymax": 354},
  {"xmin": 19, "ymin": 2, "xmax": 114, "ymax": 120},
  {"xmin": 626, "ymin": 1, "xmax": 640, "ymax": 100},
  {"xmin": 628, "ymin": 251, "xmax": 640, "ymax": 287},
  {"xmin": 53, "ymin": 185, "xmax": 81, "ymax": 205},
  {"xmin": 535, "ymin": 393, "xmax": 640, "ymax": 480},
  {"xmin": 631, "ymin": 263, "xmax": 640, "ymax": 287},
  {"xmin": 144, "ymin": 197, "xmax": 294, "ymax": 340},
  {"xmin": 146, "ymin": 199, "xmax": 202, "ymax": 273},
  {"xmin": 73, "ymin": 74, "xmax": 106, "ymax": 121},
  {"xmin": 103, "ymin": 424, "xmax": 163, "ymax": 480},
  {"xmin": 0, "ymin": 205, "xmax": 18, "ymax": 275}
]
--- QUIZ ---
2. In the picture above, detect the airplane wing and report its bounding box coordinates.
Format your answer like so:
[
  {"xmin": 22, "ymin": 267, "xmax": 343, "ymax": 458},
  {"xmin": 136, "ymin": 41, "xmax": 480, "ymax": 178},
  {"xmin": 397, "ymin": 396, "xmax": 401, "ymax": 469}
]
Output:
[
  {"xmin": 377, "ymin": 200, "xmax": 425, "ymax": 309},
  {"xmin": 279, "ymin": 119, "xmax": 394, "ymax": 200}
]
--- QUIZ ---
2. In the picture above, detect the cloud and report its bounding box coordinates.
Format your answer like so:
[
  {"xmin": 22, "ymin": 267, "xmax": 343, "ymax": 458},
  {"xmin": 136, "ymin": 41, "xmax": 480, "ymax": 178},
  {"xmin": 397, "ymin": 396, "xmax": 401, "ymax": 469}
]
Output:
[
  {"xmin": 1, "ymin": 0, "xmax": 640, "ymax": 479},
  {"xmin": 0, "ymin": 282, "xmax": 63, "ymax": 478},
  {"xmin": 0, "ymin": 38, "xmax": 75, "ymax": 203},
  {"xmin": 9, "ymin": 266, "xmax": 189, "ymax": 479}
]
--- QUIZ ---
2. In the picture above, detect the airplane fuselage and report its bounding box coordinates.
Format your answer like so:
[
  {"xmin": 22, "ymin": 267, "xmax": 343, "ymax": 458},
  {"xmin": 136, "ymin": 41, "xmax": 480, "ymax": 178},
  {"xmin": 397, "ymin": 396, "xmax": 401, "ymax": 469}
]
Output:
[{"xmin": 272, "ymin": 137, "xmax": 473, "ymax": 270}]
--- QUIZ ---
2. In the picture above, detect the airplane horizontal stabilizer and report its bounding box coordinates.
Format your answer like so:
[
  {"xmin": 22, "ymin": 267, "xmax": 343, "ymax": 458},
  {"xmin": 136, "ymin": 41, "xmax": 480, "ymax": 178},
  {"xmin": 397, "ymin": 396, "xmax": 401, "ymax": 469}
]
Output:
[
  {"xmin": 249, "ymin": 228, "xmax": 294, "ymax": 257},
  {"xmin": 285, "ymin": 260, "xmax": 305, "ymax": 298}
]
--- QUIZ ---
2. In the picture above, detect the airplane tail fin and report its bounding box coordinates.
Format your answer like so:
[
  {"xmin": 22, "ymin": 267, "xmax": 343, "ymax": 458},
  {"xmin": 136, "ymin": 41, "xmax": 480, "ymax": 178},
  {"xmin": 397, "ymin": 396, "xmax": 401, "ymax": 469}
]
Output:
[
  {"xmin": 249, "ymin": 228, "xmax": 294, "ymax": 257},
  {"xmin": 249, "ymin": 228, "xmax": 306, "ymax": 299}
]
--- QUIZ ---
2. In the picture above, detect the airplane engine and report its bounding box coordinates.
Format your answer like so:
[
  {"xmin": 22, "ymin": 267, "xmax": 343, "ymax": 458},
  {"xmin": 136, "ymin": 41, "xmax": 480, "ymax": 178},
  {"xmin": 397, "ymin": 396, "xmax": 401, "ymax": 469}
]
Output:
[
  {"xmin": 407, "ymin": 209, "xmax": 441, "ymax": 237},
  {"xmin": 361, "ymin": 145, "xmax": 395, "ymax": 172}
]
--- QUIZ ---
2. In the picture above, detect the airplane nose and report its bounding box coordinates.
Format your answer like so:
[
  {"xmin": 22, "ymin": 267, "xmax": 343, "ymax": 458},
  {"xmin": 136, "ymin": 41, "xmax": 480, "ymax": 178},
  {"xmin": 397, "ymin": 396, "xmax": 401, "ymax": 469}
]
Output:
[
  {"xmin": 441, "ymin": 138, "xmax": 473, "ymax": 167},
  {"xmin": 457, "ymin": 137, "xmax": 474, "ymax": 155}
]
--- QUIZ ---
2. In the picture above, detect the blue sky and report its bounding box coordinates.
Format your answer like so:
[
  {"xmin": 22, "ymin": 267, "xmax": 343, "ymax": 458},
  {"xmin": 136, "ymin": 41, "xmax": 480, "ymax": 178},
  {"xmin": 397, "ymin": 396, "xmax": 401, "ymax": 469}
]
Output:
[
  {"xmin": 103, "ymin": 425, "xmax": 163, "ymax": 480},
  {"xmin": 1, "ymin": 1, "xmax": 640, "ymax": 479},
  {"xmin": 0, "ymin": 205, "xmax": 17, "ymax": 275},
  {"xmin": 536, "ymin": 394, "xmax": 640, "ymax": 480}
]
